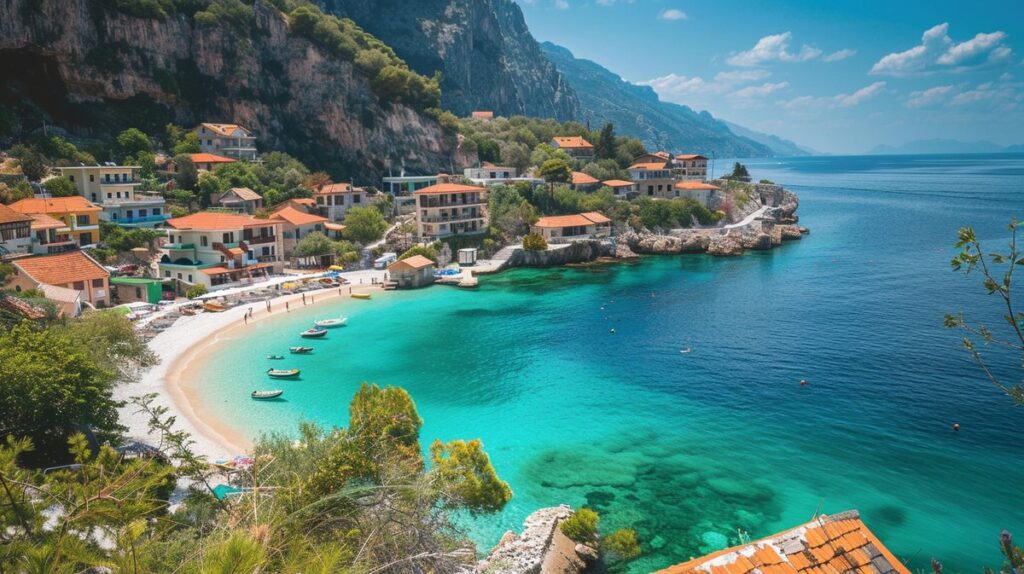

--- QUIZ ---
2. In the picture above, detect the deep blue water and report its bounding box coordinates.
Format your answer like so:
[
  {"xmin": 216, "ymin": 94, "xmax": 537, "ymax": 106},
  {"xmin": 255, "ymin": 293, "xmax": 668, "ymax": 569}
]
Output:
[{"xmin": 200, "ymin": 154, "xmax": 1024, "ymax": 572}]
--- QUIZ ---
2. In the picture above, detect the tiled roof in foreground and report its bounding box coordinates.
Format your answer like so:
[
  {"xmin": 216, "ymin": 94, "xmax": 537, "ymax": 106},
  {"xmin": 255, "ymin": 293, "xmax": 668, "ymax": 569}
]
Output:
[{"xmin": 655, "ymin": 511, "xmax": 911, "ymax": 574}]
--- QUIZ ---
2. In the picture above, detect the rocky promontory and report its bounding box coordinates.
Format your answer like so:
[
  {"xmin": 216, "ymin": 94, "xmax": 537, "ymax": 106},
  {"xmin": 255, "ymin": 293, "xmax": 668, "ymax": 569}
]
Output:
[{"xmin": 475, "ymin": 506, "xmax": 597, "ymax": 574}]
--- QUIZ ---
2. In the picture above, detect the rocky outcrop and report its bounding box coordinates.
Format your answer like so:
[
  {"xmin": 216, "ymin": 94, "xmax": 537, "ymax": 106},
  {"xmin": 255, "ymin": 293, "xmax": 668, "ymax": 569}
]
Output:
[
  {"xmin": 0, "ymin": 0, "xmax": 459, "ymax": 179},
  {"xmin": 620, "ymin": 229, "xmax": 710, "ymax": 254},
  {"xmin": 477, "ymin": 505, "xmax": 595, "ymax": 574},
  {"xmin": 317, "ymin": 0, "xmax": 580, "ymax": 119},
  {"xmin": 505, "ymin": 241, "xmax": 613, "ymax": 268}
]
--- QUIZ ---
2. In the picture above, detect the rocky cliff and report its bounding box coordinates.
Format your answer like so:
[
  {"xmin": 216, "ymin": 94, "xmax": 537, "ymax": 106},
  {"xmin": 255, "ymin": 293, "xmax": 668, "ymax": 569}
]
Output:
[
  {"xmin": 314, "ymin": 0, "xmax": 580, "ymax": 120},
  {"xmin": 476, "ymin": 505, "xmax": 596, "ymax": 574},
  {"xmin": 0, "ymin": 0, "xmax": 458, "ymax": 179}
]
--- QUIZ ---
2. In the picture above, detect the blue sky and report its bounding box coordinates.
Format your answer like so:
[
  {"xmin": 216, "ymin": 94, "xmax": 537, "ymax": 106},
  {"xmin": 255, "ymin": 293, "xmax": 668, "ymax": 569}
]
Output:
[{"xmin": 515, "ymin": 0, "xmax": 1024, "ymax": 154}]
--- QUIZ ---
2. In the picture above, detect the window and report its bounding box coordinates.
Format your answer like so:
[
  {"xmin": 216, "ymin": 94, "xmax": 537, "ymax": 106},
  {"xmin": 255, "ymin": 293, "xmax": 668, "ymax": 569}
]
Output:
[
  {"xmin": 201, "ymin": 236, "xmax": 208, "ymax": 247},
  {"xmin": 164, "ymin": 270, "xmax": 170, "ymax": 278},
  {"xmin": 73, "ymin": 281, "xmax": 85, "ymax": 290},
  {"xmin": 89, "ymin": 174, "xmax": 94, "ymax": 182},
  {"xmin": 111, "ymin": 213, "xmax": 118, "ymax": 220},
  {"xmin": 139, "ymin": 209, "xmax": 147, "ymax": 217},
  {"xmin": 262, "ymin": 246, "xmax": 270, "ymax": 256},
  {"xmin": 177, "ymin": 273, "xmax": 182, "ymax": 279},
  {"xmin": 69, "ymin": 175, "xmax": 75, "ymax": 182},
  {"xmin": 222, "ymin": 233, "xmax": 231, "ymax": 243},
  {"xmin": 135, "ymin": 287, "xmax": 142, "ymax": 298},
  {"xmin": 153, "ymin": 208, "xmax": 161, "ymax": 215},
  {"xmin": 353, "ymin": 195, "xmax": 361, "ymax": 203},
  {"xmin": 188, "ymin": 275, "xmax": 193, "ymax": 282},
  {"xmin": 107, "ymin": 193, "xmax": 112, "ymax": 199}
]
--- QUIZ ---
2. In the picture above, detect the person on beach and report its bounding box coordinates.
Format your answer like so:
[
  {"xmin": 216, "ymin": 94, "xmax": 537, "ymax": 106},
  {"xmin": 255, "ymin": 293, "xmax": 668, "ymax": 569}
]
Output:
[
  {"xmin": 302, "ymin": 293, "xmax": 306, "ymax": 305},
  {"xmin": 286, "ymin": 301, "xmax": 290, "ymax": 312}
]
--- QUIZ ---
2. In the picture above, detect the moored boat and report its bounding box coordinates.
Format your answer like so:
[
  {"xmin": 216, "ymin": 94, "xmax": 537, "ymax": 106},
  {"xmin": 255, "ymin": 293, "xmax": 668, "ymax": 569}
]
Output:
[
  {"xmin": 203, "ymin": 301, "xmax": 226, "ymax": 312},
  {"xmin": 314, "ymin": 317, "xmax": 347, "ymax": 328},
  {"xmin": 300, "ymin": 328, "xmax": 327, "ymax": 338},
  {"xmin": 251, "ymin": 390, "xmax": 283, "ymax": 400},
  {"xmin": 267, "ymin": 355, "xmax": 284, "ymax": 360},
  {"xmin": 289, "ymin": 346, "xmax": 314, "ymax": 354},
  {"xmin": 351, "ymin": 293, "xmax": 371, "ymax": 300},
  {"xmin": 267, "ymin": 368, "xmax": 300, "ymax": 378}
]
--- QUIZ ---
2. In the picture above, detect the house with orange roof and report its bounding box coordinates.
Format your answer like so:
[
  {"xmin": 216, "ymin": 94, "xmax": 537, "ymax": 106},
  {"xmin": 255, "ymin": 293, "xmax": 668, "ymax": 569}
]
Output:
[
  {"xmin": 470, "ymin": 111, "xmax": 494, "ymax": 121},
  {"xmin": 550, "ymin": 136, "xmax": 595, "ymax": 160},
  {"xmin": 195, "ymin": 123, "xmax": 257, "ymax": 161},
  {"xmin": 7, "ymin": 250, "xmax": 110, "ymax": 312},
  {"xmin": 315, "ymin": 182, "xmax": 367, "ymax": 222},
  {"xmin": 159, "ymin": 211, "xmax": 283, "ymax": 289},
  {"xmin": 382, "ymin": 173, "xmax": 439, "ymax": 195},
  {"xmin": 189, "ymin": 153, "xmax": 237, "ymax": 172},
  {"xmin": 629, "ymin": 160, "xmax": 676, "ymax": 198},
  {"xmin": 530, "ymin": 212, "xmax": 611, "ymax": 241},
  {"xmin": 212, "ymin": 187, "xmax": 263, "ymax": 214},
  {"xmin": 387, "ymin": 254, "xmax": 436, "ymax": 288},
  {"xmin": 601, "ymin": 179, "xmax": 637, "ymax": 198},
  {"xmin": 571, "ymin": 171, "xmax": 600, "ymax": 191},
  {"xmin": 0, "ymin": 203, "xmax": 34, "ymax": 257},
  {"xmin": 654, "ymin": 510, "xmax": 910, "ymax": 574},
  {"xmin": 270, "ymin": 205, "xmax": 329, "ymax": 256},
  {"xmin": 675, "ymin": 154, "xmax": 709, "ymax": 180},
  {"xmin": 673, "ymin": 180, "xmax": 720, "ymax": 206},
  {"xmin": 27, "ymin": 213, "xmax": 77, "ymax": 255},
  {"xmin": 57, "ymin": 164, "xmax": 168, "ymax": 227},
  {"xmin": 8, "ymin": 196, "xmax": 102, "ymax": 246},
  {"xmin": 414, "ymin": 183, "xmax": 488, "ymax": 239}
]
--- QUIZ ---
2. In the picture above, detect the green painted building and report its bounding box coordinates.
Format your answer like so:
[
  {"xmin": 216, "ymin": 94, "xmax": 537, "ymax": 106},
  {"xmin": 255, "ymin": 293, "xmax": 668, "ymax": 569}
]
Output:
[{"xmin": 110, "ymin": 277, "xmax": 166, "ymax": 304}]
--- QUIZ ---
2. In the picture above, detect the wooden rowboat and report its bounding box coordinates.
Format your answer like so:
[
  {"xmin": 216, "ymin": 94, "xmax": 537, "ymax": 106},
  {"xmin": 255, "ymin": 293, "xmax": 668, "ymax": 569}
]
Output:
[
  {"xmin": 251, "ymin": 390, "xmax": 283, "ymax": 400},
  {"xmin": 203, "ymin": 301, "xmax": 226, "ymax": 312},
  {"xmin": 267, "ymin": 368, "xmax": 300, "ymax": 378}
]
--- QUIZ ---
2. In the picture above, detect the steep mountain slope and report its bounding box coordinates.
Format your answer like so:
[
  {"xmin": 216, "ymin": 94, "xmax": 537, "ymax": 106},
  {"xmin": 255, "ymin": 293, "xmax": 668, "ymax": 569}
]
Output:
[
  {"xmin": 540, "ymin": 42, "xmax": 774, "ymax": 158},
  {"xmin": 0, "ymin": 0, "xmax": 459, "ymax": 178},
  {"xmin": 723, "ymin": 121, "xmax": 815, "ymax": 157},
  {"xmin": 311, "ymin": 0, "xmax": 579, "ymax": 120}
]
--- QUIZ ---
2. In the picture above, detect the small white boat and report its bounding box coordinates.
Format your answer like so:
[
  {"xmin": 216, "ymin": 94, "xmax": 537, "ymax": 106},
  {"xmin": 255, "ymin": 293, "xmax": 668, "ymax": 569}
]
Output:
[
  {"xmin": 267, "ymin": 368, "xmax": 300, "ymax": 378},
  {"xmin": 314, "ymin": 317, "xmax": 347, "ymax": 328},
  {"xmin": 290, "ymin": 346, "xmax": 314, "ymax": 354},
  {"xmin": 251, "ymin": 390, "xmax": 283, "ymax": 400},
  {"xmin": 300, "ymin": 328, "xmax": 327, "ymax": 338}
]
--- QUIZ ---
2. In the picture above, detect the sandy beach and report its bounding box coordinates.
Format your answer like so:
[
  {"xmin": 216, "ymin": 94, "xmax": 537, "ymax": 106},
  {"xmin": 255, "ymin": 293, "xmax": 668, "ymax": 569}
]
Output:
[{"xmin": 114, "ymin": 269, "xmax": 389, "ymax": 460}]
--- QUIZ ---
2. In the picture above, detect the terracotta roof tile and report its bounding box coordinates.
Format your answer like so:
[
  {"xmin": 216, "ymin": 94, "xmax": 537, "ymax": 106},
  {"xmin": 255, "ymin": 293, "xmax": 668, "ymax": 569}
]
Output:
[
  {"xmin": 629, "ymin": 161, "xmax": 670, "ymax": 170},
  {"xmin": 0, "ymin": 203, "xmax": 33, "ymax": 225},
  {"xmin": 413, "ymin": 183, "xmax": 486, "ymax": 195},
  {"xmin": 654, "ymin": 512, "xmax": 910, "ymax": 574},
  {"xmin": 533, "ymin": 211, "xmax": 611, "ymax": 229},
  {"xmin": 571, "ymin": 171, "xmax": 599, "ymax": 185},
  {"xmin": 9, "ymin": 196, "xmax": 101, "ymax": 214},
  {"xmin": 471, "ymin": 111, "xmax": 494, "ymax": 119},
  {"xmin": 270, "ymin": 206, "xmax": 328, "ymax": 226},
  {"xmin": 12, "ymin": 250, "xmax": 108, "ymax": 286},
  {"xmin": 199, "ymin": 123, "xmax": 251, "ymax": 137},
  {"xmin": 675, "ymin": 181, "xmax": 721, "ymax": 190},
  {"xmin": 221, "ymin": 187, "xmax": 261, "ymax": 201},
  {"xmin": 388, "ymin": 255, "xmax": 434, "ymax": 270},
  {"xmin": 189, "ymin": 153, "xmax": 237, "ymax": 164},
  {"xmin": 29, "ymin": 213, "xmax": 66, "ymax": 230},
  {"xmin": 602, "ymin": 179, "xmax": 635, "ymax": 187},
  {"xmin": 167, "ymin": 211, "xmax": 280, "ymax": 231},
  {"xmin": 677, "ymin": 154, "xmax": 708, "ymax": 160},
  {"xmin": 552, "ymin": 136, "xmax": 593, "ymax": 149}
]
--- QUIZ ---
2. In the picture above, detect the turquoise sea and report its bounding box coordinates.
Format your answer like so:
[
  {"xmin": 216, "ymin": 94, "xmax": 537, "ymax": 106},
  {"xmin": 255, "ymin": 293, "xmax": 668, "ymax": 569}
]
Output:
[{"xmin": 196, "ymin": 154, "xmax": 1024, "ymax": 573}]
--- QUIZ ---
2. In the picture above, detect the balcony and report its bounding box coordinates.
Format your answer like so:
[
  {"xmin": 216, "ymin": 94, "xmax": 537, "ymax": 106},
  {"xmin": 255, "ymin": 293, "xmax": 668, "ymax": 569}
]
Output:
[
  {"xmin": 164, "ymin": 242, "xmax": 196, "ymax": 250},
  {"xmin": 419, "ymin": 213, "xmax": 485, "ymax": 223},
  {"xmin": 419, "ymin": 199, "xmax": 486, "ymax": 208},
  {"xmin": 31, "ymin": 240, "xmax": 77, "ymax": 255},
  {"xmin": 244, "ymin": 235, "xmax": 277, "ymax": 245},
  {"xmin": 117, "ymin": 214, "xmax": 171, "ymax": 225}
]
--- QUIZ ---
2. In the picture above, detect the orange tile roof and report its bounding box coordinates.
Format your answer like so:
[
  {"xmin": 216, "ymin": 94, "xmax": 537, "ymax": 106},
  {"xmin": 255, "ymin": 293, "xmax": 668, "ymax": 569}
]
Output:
[
  {"xmin": 324, "ymin": 222, "xmax": 346, "ymax": 231},
  {"xmin": 552, "ymin": 136, "xmax": 593, "ymax": 149},
  {"xmin": 571, "ymin": 171, "xmax": 599, "ymax": 185},
  {"xmin": 388, "ymin": 254, "xmax": 435, "ymax": 270},
  {"xmin": 533, "ymin": 211, "xmax": 611, "ymax": 229},
  {"xmin": 9, "ymin": 196, "xmax": 101, "ymax": 215},
  {"xmin": 167, "ymin": 211, "xmax": 280, "ymax": 231},
  {"xmin": 317, "ymin": 183, "xmax": 359, "ymax": 194},
  {"xmin": 471, "ymin": 111, "xmax": 494, "ymax": 119},
  {"xmin": 12, "ymin": 250, "xmax": 108, "ymax": 286},
  {"xmin": 677, "ymin": 154, "xmax": 708, "ymax": 160},
  {"xmin": 189, "ymin": 153, "xmax": 237, "ymax": 164},
  {"xmin": 413, "ymin": 183, "xmax": 486, "ymax": 195},
  {"xmin": 0, "ymin": 203, "xmax": 33, "ymax": 225},
  {"xmin": 675, "ymin": 181, "xmax": 720, "ymax": 190},
  {"xmin": 29, "ymin": 213, "xmax": 66, "ymax": 230},
  {"xmin": 270, "ymin": 206, "xmax": 328, "ymax": 226},
  {"xmin": 629, "ymin": 162, "xmax": 670, "ymax": 170},
  {"xmin": 602, "ymin": 179, "xmax": 635, "ymax": 188},
  {"xmin": 654, "ymin": 511, "xmax": 911, "ymax": 574},
  {"xmin": 199, "ymin": 123, "xmax": 251, "ymax": 137}
]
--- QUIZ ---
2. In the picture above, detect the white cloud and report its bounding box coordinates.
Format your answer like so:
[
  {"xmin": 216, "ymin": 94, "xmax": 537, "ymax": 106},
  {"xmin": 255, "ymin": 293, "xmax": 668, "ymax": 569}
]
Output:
[
  {"xmin": 822, "ymin": 48, "xmax": 856, "ymax": 62},
  {"xmin": 778, "ymin": 81, "xmax": 886, "ymax": 110},
  {"xmin": 871, "ymin": 23, "xmax": 1012, "ymax": 76},
  {"xmin": 714, "ymin": 69, "xmax": 771, "ymax": 83},
  {"xmin": 554, "ymin": 0, "xmax": 569, "ymax": 9},
  {"xmin": 658, "ymin": 8, "xmax": 687, "ymax": 21},
  {"xmin": 906, "ymin": 85, "xmax": 954, "ymax": 108},
  {"xmin": 641, "ymin": 74, "xmax": 708, "ymax": 95},
  {"xmin": 731, "ymin": 81, "xmax": 789, "ymax": 99},
  {"xmin": 947, "ymin": 76, "xmax": 1024, "ymax": 111},
  {"xmin": 640, "ymin": 68, "xmax": 774, "ymax": 99},
  {"xmin": 726, "ymin": 34, "xmax": 853, "ymax": 67}
]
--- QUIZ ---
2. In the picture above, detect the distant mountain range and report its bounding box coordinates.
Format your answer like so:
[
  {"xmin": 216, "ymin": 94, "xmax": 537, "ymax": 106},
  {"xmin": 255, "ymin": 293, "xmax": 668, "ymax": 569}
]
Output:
[
  {"xmin": 867, "ymin": 139, "xmax": 1024, "ymax": 155},
  {"xmin": 540, "ymin": 42, "xmax": 810, "ymax": 158}
]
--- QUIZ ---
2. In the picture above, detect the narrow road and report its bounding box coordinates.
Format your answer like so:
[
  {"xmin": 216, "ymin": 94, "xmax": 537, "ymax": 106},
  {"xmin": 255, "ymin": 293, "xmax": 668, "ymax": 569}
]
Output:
[{"xmin": 723, "ymin": 205, "xmax": 770, "ymax": 229}]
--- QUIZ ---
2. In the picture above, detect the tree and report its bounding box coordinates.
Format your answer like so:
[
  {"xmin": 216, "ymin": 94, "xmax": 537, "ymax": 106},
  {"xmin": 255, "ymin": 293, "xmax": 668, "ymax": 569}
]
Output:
[
  {"xmin": 400, "ymin": 244, "xmax": 438, "ymax": 262},
  {"xmin": 343, "ymin": 206, "xmax": 388, "ymax": 244},
  {"xmin": 172, "ymin": 131, "xmax": 201, "ymax": 155},
  {"xmin": 603, "ymin": 528, "xmax": 641, "ymax": 563},
  {"xmin": 196, "ymin": 172, "xmax": 223, "ymax": 207},
  {"xmin": 488, "ymin": 185, "xmax": 537, "ymax": 242},
  {"xmin": 724, "ymin": 162, "xmax": 751, "ymax": 181},
  {"xmin": 43, "ymin": 176, "xmax": 76, "ymax": 197},
  {"xmin": 430, "ymin": 438, "xmax": 512, "ymax": 514},
  {"xmin": 15, "ymin": 148, "xmax": 46, "ymax": 181},
  {"xmin": 539, "ymin": 158, "xmax": 572, "ymax": 184},
  {"xmin": 522, "ymin": 233, "xmax": 548, "ymax": 251},
  {"xmin": 173, "ymin": 154, "xmax": 198, "ymax": 190},
  {"xmin": 945, "ymin": 220, "xmax": 1024, "ymax": 406},
  {"xmin": 116, "ymin": 128, "xmax": 152, "ymax": 158},
  {"xmin": 595, "ymin": 123, "xmax": 616, "ymax": 160},
  {"xmin": 185, "ymin": 284, "xmax": 208, "ymax": 299},
  {"xmin": 560, "ymin": 508, "xmax": 599, "ymax": 542}
]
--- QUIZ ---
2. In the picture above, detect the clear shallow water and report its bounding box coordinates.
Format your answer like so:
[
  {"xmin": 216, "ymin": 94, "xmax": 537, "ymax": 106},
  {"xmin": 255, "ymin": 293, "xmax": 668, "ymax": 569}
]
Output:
[{"xmin": 198, "ymin": 154, "xmax": 1024, "ymax": 573}]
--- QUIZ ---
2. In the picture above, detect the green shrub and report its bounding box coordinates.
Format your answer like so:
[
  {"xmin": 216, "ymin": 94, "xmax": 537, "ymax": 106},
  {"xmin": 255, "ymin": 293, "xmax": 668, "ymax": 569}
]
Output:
[
  {"xmin": 522, "ymin": 233, "xmax": 548, "ymax": 251},
  {"xmin": 759, "ymin": 179, "xmax": 774, "ymax": 184},
  {"xmin": 400, "ymin": 245, "xmax": 438, "ymax": 262},
  {"xmin": 560, "ymin": 508, "xmax": 599, "ymax": 542},
  {"xmin": 185, "ymin": 284, "xmax": 208, "ymax": 299},
  {"xmin": 43, "ymin": 176, "xmax": 76, "ymax": 197},
  {"xmin": 602, "ymin": 528, "xmax": 641, "ymax": 562}
]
